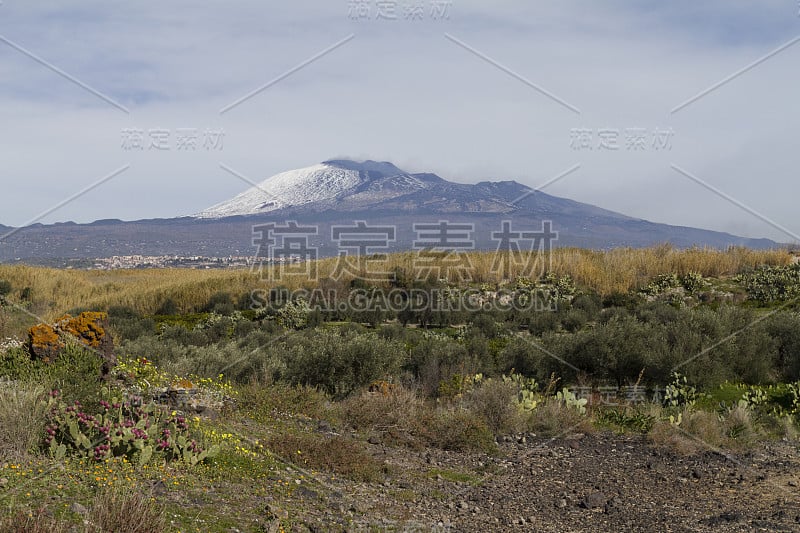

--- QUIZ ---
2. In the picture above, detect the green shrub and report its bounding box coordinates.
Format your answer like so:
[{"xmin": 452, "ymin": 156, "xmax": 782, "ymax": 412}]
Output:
[
  {"xmin": 470, "ymin": 313, "xmax": 502, "ymax": 339},
  {"xmin": 602, "ymin": 291, "xmax": 642, "ymax": 311},
  {"xmin": 640, "ymin": 273, "xmax": 681, "ymax": 296},
  {"xmin": 109, "ymin": 314, "xmax": 155, "ymax": 341},
  {"xmin": 119, "ymin": 329, "xmax": 289, "ymax": 386},
  {"xmin": 597, "ymin": 407, "xmax": 655, "ymax": 433},
  {"xmin": 155, "ymin": 298, "xmax": 179, "ymax": 316},
  {"xmin": 204, "ymin": 291, "xmax": 235, "ymax": 316},
  {"xmin": 0, "ymin": 280, "xmax": 11, "ymax": 297},
  {"xmin": 0, "ymin": 343, "xmax": 105, "ymax": 410},
  {"xmin": 559, "ymin": 309, "xmax": 588, "ymax": 333},
  {"xmin": 542, "ymin": 273, "xmax": 576, "ymax": 297},
  {"xmin": 736, "ymin": 264, "xmax": 800, "ymax": 303},
  {"xmin": 257, "ymin": 297, "xmax": 313, "ymax": 330},
  {"xmin": 499, "ymin": 338, "xmax": 545, "ymax": 379},
  {"xmin": 158, "ymin": 324, "xmax": 212, "ymax": 347},
  {"xmin": 545, "ymin": 315, "xmax": 663, "ymax": 387},
  {"xmin": 516, "ymin": 308, "xmax": 559, "ymax": 335},
  {"xmin": 284, "ymin": 330, "xmax": 407, "ymax": 399},
  {"xmin": 680, "ymin": 272, "xmax": 708, "ymax": 294},
  {"xmin": 19, "ymin": 287, "xmax": 32, "ymax": 302},
  {"xmin": 766, "ymin": 314, "xmax": 800, "ymax": 381},
  {"xmin": 680, "ymin": 307, "xmax": 777, "ymax": 387},
  {"xmin": 571, "ymin": 293, "xmax": 601, "ymax": 318}
]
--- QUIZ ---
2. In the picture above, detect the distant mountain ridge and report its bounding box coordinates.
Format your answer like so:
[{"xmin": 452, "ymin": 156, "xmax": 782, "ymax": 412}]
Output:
[{"xmin": 0, "ymin": 159, "xmax": 780, "ymax": 264}]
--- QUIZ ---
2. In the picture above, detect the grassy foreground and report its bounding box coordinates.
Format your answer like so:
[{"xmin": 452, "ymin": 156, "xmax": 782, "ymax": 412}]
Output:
[{"xmin": 0, "ymin": 246, "xmax": 799, "ymax": 531}]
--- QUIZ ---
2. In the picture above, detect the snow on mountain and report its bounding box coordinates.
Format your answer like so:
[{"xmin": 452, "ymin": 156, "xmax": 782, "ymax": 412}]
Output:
[
  {"xmin": 196, "ymin": 161, "xmax": 407, "ymax": 218},
  {"xmin": 195, "ymin": 158, "xmax": 629, "ymax": 219}
]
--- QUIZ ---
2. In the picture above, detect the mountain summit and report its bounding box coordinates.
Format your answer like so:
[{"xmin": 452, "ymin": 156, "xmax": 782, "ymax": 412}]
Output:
[
  {"xmin": 196, "ymin": 159, "xmax": 633, "ymax": 220},
  {"xmin": 197, "ymin": 160, "xmax": 410, "ymax": 218}
]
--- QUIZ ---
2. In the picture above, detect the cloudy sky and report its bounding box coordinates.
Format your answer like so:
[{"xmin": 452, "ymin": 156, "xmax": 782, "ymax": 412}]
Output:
[{"xmin": 0, "ymin": 1, "xmax": 798, "ymax": 243}]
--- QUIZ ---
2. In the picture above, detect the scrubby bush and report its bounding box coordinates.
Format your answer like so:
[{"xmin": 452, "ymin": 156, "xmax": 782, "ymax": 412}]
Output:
[
  {"xmin": 596, "ymin": 406, "xmax": 656, "ymax": 433},
  {"xmin": 88, "ymin": 486, "xmax": 167, "ymax": 533},
  {"xmin": 420, "ymin": 408, "xmax": 496, "ymax": 453},
  {"xmin": 571, "ymin": 293, "xmax": 601, "ymax": 318},
  {"xmin": 679, "ymin": 307, "xmax": 777, "ymax": 387},
  {"xmin": 542, "ymin": 272, "xmax": 576, "ymax": 297},
  {"xmin": 559, "ymin": 309, "xmax": 588, "ymax": 333},
  {"xmin": 0, "ymin": 508, "xmax": 70, "ymax": 533},
  {"xmin": 648, "ymin": 409, "xmax": 705, "ymax": 455},
  {"xmin": 680, "ymin": 272, "xmax": 708, "ymax": 294},
  {"xmin": 0, "ymin": 343, "xmax": 105, "ymax": 410},
  {"xmin": 722, "ymin": 404, "xmax": 760, "ymax": 446},
  {"xmin": 0, "ymin": 382, "xmax": 50, "ymax": 459},
  {"xmin": 736, "ymin": 264, "xmax": 800, "ymax": 303},
  {"xmin": 0, "ymin": 279, "xmax": 11, "ymax": 297},
  {"xmin": 766, "ymin": 314, "xmax": 800, "ymax": 381},
  {"xmin": 158, "ymin": 324, "xmax": 212, "ymax": 347},
  {"xmin": 19, "ymin": 287, "xmax": 32, "ymax": 302},
  {"xmin": 205, "ymin": 291, "xmax": 235, "ymax": 316},
  {"xmin": 499, "ymin": 338, "xmax": 534, "ymax": 377},
  {"xmin": 543, "ymin": 315, "xmax": 663, "ymax": 387},
  {"xmin": 408, "ymin": 338, "xmax": 471, "ymax": 398},
  {"xmin": 155, "ymin": 298, "xmax": 180, "ymax": 316},
  {"xmin": 466, "ymin": 378, "xmax": 522, "ymax": 435},
  {"xmin": 258, "ymin": 298, "xmax": 312, "ymax": 330},
  {"xmin": 239, "ymin": 381, "xmax": 332, "ymax": 424},
  {"xmin": 108, "ymin": 308, "xmax": 155, "ymax": 341},
  {"xmin": 598, "ymin": 306, "xmax": 629, "ymax": 324},
  {"xmin": 341, "ymin": 385, "xmax": 424, "ymax": 447},
  {"xmin": 602, "ymin": 291, "xmax": 642, "ymax": 311},
  {"xmin": 470, "ymin": 313, "xmax": 502, "ymax": 339},
  {"xmin": 267, "ymin": 432, "xmax": 387, "ymax": 482},
  {"xmin": 284, "ymin": 329, "xmax": 407, "ymax": 399},
  {"xmin": 525, "ymin": 399, "xmax": 594, "ymax": 437},
  {"xmin": 635, "ymin": 301, "xmax": 680, "ymax": 325},
  {"xmin": 119, "ymin": 328, "xmax": 289, "ymax": 386},
  {"xmin": 649, "ymin": 403, "xmax": 763, "ymax": 455},
  {"xmin": 640, "ymin": 273, "xmax": 681, "ymax": 296},
  {"xmin": 524, "ymin": 309, "xmax": 560, "ymax": 335}
]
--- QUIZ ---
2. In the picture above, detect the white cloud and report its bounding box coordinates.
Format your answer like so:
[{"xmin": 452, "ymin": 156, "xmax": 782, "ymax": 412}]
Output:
[{"xmin": 0, "ymin": 0, "xmax": 797, "ymax": 242}]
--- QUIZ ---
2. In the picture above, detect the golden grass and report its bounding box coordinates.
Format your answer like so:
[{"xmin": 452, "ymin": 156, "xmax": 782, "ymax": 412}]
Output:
[{"xmin": 0, "ymin": 245, "xmax": 790, "ymax": 319}]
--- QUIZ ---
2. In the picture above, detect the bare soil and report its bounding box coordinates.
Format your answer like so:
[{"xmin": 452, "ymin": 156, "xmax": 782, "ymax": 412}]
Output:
[{"xmin": 255, "ymin": 431, "xmax": 800, "ymax": 532}]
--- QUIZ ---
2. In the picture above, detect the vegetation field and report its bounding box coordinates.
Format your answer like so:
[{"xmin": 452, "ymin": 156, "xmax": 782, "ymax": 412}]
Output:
[{"xmin": 1, "ymin": 245, "xmax": 799, "ymax": 531}]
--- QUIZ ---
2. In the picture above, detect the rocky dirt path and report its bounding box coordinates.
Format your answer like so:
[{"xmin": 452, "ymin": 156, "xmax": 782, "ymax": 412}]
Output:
[
  {"xmin": 443, "ymin": 434, "xmax": 800, "ymax": 532},
  {"xmin": 281, "ymin": 432, "xmax": 800, "ymax": 532}
]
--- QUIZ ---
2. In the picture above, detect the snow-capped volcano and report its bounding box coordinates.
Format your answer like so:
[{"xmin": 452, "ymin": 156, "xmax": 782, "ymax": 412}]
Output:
[
  {"xmin": 196, "ymin": 160, "xmax": 408, "ymax": 218},
  {"xmin": 0, "ymin": 159, "xmax": 780, "ymax": 263},
  {"xmin": 195, "ymin": 158, "xmax": 641, "ymax": 220}
]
